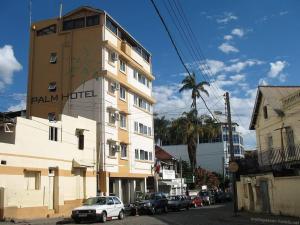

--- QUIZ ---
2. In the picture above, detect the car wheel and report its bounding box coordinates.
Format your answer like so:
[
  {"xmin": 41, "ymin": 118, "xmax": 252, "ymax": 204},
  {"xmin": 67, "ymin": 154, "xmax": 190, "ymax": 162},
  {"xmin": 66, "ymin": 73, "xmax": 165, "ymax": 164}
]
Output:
[
  {"xmin": 163, "ymin": 205, "xmax": 168, "ymax": 213},
  {"xmin": 100, "ymin": 211, "xmax": 107, "ymax": 223},
  {"xmin": 118, "ymin": 210, "xmax": 125, "ymax": 220},
  {"xmin": 74, "ymin": 219, "xmax": 81, "ymax": 224}
]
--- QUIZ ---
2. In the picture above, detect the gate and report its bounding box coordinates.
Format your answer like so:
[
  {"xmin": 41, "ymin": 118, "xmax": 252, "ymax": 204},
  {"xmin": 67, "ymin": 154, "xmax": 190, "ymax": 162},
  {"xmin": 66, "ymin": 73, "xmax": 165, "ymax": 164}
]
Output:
[{"xmin": 260, "ymin": 180, "xmax": 270, "ymax": 213}]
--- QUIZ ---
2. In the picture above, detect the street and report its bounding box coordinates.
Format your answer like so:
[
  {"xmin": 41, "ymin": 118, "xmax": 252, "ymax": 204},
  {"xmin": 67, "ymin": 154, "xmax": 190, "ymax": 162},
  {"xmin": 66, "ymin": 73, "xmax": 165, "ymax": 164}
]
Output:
[{"xmin": 1, "ymin": 203, "xmax": 299, "ymax": 225}]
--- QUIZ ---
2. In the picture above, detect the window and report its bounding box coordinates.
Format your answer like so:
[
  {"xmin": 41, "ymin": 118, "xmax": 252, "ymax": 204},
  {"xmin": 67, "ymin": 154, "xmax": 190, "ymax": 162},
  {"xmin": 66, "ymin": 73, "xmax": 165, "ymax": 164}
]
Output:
[
  {"xmin": 121, "ymin": 144, "xmax": 127, "ymax": 158},
  {"xmin": 106, "ymin": 17, "xmax": 117, "ymax": 35},
  {"xmin": 148, "ymin": 127, "xmax": 152, "ymax": 136},
  {"xmin": 263, "ymin": 106, "xmax": 268, "ymax": 119},
  {"xmin": 285, "ymin": 127, "xmax": 295, "ymax": 157},
  {"xmin": 134, "ymin": 95, "xmax": 138, "ymax": 105},
  {"xmin": 49, "ymin": 126, "xmax": 58, "ymax": 141},
  {"xmin": 24, "ymin": 171, "xmax": 41, "ymax": 190},
  {"xmin": 50, "ymin": 53, "xmax": 57, "ymax": 64},
  {"xmin": 223, "ymin": 134, "xmax": 228, "ymax": 142},
  {"xmin": 234, "ymin": 146, "xmax": 240, "ymax": 154},
  {"xmin": 119, "ymin": 114, "xmax": 126, "ymax": 128},
  {"xmin": 144, "ymin": 151, "xmax": 149, "ymax": 160},
  {"xmin": 36, "ymin": 24, "xmax": 56, "ymax": 36},
  {"xmin": 86, "ymin": 15, "xmax": 99, "ymax": 27},
  {"xmin": 109, "ymin": 81, "xmax": 118, "ymax": 94},
  {"xmin": 119, "ymin": 60, "xmax": 126, "ymax": 73},
  {"xmin": 119, "ymin": 86, "xmax": 126, "ymax": 100},
  {"xmin": 133, "ymin": 70, "xmax": 138, "ymax": 79},
  {"xmin": 140, "ymin": 150, "xmax": 145, "ymax": 160},
  {"xmin": 233, "ymin": 135, "xmax": 239, "ymax": 144},
  {"xmin": 109, "ymin": 143, "xmax": 117, "ymax": 157},
  {"xmin": 138, "ymin": 73, "xmax": 146, "ymax": 85},
  {"xmin": 109, "ymin": 112, "xmax": 116, "ymax": 124},
  {"xmin": 48, "ymin": 82, "xmax": 57, "ymax": 92},
  {"xmin": 78, "ymin": 130, "xmax": 84, "ymax": 150},
  {"xmin": 135, "ymin": 149, "xmax": 139, "ymax": 159},
  {"xmin": 113, "ymin": 197, "xmax": 121, "ymax": 204},
  {"xmin": 134, "ymin": 122, "xmax": 138, "ymax": 132},
  {"xmin": 143, "ymin": 126, "xmax": 147, "ymax": 135},
  {"xmin": 267, "ymin": 135, "xmax": 273, "ymax": 150},
  {"xmin": 63, "ymin": 17, "xmax": 85, "ymax": 31},
  {"xmin": 48, "ymin": 112, "xmax": 56, "ymax": 122},
  {"xmin": 149, "ymin": 152, "xmax": 153, "ymax": 161},
  {"xmin": 139, "ymin": 123, "xmax": 143, "ymax": 134},
  {"xmin": 109, "ymin": 51, "xmax": 118, "ymax": 64}
]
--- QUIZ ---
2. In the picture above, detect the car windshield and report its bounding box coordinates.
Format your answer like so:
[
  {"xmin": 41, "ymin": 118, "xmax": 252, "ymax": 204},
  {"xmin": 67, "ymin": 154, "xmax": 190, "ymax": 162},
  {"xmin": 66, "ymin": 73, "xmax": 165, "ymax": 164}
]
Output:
[{"xmin": 83, "ymin": 197, "xmax": 106, "ymax": 206}]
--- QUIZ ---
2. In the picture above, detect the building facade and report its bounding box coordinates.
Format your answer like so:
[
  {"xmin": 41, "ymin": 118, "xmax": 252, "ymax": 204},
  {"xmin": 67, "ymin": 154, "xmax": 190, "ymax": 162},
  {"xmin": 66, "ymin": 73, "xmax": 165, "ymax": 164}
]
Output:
[
  {"xmin": 237, "ymin": 86, "xmax": 300, "ymax": 217},
  {"xmin": 155, "ymin": 146, "xmax": 186, "ymax": 196},
  {"xmin": 162, "ymin": 119, "xmax": 245, "ymax": 177},
  {"xmin": 0, "ymin": 114, "xmax": 97, "ymax": 219},
  {"xmin": 26, "ymin": 6, "xmax": 155, "ymax": 204}
]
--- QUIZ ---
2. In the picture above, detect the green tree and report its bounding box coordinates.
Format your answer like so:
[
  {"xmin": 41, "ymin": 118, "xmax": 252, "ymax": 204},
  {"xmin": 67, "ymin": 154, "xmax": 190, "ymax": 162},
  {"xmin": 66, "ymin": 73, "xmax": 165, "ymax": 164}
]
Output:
[
  {"xmin": 179, "ymin": 73, "xmax": 210, "ymax": 171},
  {"xmin": 154, "ymin": 116, "xmax": 170, "ymax": 145}
]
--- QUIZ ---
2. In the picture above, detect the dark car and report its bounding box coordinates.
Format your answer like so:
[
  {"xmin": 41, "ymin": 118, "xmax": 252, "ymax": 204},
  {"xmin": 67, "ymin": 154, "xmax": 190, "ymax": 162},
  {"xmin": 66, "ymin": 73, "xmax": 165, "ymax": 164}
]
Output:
[
  {"xmin": 215, "ymin": 191, "xmax": 226, "ymax": 203},
  {"xmin": 134, "ymin": 192, "xmax": 168, "ymax": 215},
  {"xmin": 167, "ymin": 195, "xmax": 190, "ymax": 211}
]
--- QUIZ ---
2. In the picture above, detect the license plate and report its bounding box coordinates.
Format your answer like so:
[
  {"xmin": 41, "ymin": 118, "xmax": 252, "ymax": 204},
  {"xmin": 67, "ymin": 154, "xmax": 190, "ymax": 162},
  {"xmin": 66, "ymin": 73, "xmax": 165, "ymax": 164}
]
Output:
[{"xmin": 79, "ymin": 213, "xmax": 87, "ymax": 217}]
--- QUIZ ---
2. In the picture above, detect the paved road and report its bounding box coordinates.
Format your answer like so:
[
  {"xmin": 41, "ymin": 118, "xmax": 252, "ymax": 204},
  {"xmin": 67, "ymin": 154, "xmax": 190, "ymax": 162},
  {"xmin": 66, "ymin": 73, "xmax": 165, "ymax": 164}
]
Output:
[{"xmin": 1, "ymin": 203, "xmax": 299, "ymax": 225}]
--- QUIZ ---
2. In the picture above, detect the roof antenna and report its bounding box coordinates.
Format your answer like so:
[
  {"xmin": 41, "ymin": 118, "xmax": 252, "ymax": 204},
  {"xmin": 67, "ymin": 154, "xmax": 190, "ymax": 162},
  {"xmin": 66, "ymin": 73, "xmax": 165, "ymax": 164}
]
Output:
[{"xmin": 59, "ymin": 0, "xmax": 63, "ymax": 19}]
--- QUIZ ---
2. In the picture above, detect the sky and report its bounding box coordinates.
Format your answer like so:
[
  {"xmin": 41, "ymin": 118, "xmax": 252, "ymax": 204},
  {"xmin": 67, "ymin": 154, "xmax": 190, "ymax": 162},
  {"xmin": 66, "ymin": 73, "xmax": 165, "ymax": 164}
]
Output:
[{"xmin": 1, "ymin": 0, "xmax": 300, "ymax": 148}]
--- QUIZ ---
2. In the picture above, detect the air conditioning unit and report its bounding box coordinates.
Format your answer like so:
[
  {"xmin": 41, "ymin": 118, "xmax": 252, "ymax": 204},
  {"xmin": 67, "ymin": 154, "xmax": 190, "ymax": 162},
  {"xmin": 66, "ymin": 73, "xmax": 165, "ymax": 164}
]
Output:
[
  {"xmin": 110, "ymin": 82, "xmax": 120, "ymax": 92},
  {"xmin": 48, "ymin": 112, "xmax": 56, "ymax": 122},
  {"xmin": 114, "ymin": 145, "xmax": 120, "ymax": 152},
  {"xmin": 114, "ymin": 112, "xmax": 120, "ymax": 121},
  {"xmin": 111, "ymin": 52, "xmax": 119, "ymax": 62}
]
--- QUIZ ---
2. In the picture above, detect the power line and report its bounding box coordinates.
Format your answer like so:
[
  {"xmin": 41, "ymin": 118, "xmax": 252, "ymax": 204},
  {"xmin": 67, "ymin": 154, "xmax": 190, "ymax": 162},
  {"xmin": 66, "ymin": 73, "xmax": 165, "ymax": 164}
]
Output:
[{"xmin": 150, "ymin": 0, "xmax": 218, "ymax": 121}]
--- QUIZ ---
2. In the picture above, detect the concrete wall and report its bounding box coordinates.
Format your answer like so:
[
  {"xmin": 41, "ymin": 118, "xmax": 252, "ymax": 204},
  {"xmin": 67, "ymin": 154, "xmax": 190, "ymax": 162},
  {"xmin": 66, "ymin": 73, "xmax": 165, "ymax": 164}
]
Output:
[
  {"xmin": 162, "ymin": 143, "xmax": 224, "ymax": 174},
  {"xmin": 237, "ymin": 174, "xmax": 300, "ymax": 217}
]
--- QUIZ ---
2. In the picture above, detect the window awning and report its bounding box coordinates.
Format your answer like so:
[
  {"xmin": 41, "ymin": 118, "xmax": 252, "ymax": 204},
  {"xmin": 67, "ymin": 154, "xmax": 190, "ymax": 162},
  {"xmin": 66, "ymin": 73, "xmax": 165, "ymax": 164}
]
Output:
[
  {"xmin": 72, "ymin": 159, "xmax": 94, "ymax": 168},
  {"xmin": 107, "ymin": 106, "xmax": 118, "ymax": 112}
]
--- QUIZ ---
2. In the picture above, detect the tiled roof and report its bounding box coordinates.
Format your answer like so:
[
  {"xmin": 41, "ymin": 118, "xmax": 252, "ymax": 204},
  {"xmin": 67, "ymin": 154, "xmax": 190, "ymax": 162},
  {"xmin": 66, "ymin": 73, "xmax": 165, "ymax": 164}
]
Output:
[{"xmin": 155, "ymin": 145, "xmax": 175, "ymax": 160}]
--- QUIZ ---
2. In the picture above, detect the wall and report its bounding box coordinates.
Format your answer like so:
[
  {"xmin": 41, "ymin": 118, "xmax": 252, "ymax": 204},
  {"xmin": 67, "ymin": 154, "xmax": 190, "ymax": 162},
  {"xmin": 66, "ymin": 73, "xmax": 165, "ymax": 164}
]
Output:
[
  {"xmin": 237, "ymin": 174, "xmax": 300, "ymax": 217},
  {"xmin": 162, "ymin": 143, "xmax": 224, "ymax": 174},
  {"xmin": 0, "ymin": 115, "xmax": 97, "ymax": 219}
]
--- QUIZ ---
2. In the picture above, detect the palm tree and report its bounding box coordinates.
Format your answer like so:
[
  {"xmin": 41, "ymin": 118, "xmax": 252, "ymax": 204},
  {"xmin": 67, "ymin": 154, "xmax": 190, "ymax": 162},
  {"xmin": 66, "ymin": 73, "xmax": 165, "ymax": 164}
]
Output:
[
  {"xmin": 179, "ymin": 73, "xmax": 209, "ymax": 112},
  {"xmin": 179, "ymin": 73, "xmax": 210, "ymax": 172}
]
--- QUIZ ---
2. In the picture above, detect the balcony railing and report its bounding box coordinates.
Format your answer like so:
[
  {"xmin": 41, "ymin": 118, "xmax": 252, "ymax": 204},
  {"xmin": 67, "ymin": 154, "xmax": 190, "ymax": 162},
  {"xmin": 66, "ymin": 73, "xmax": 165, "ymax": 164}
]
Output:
[{"xmin": 259, "ymin": 144, "xmax": 300, "ymax": 170}]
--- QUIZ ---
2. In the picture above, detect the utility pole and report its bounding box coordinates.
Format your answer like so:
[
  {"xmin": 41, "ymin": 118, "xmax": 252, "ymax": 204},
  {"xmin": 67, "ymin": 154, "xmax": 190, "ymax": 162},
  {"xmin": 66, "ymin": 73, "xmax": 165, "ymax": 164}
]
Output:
[
  {"xmin": 225, "ymin": 92, "xmax": 238, "ymax": 216},
  {"xmin": 180, "ymin": 157, "xmax": 183, "ymax": 195}
]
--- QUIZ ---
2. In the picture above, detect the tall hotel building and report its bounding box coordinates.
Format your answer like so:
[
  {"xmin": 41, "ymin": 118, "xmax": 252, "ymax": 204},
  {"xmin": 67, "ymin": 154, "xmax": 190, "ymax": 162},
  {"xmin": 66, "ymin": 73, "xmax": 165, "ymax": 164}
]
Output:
[{"xmin": 26, "ymin": 6, "xmax": 155, "ymax": 204}]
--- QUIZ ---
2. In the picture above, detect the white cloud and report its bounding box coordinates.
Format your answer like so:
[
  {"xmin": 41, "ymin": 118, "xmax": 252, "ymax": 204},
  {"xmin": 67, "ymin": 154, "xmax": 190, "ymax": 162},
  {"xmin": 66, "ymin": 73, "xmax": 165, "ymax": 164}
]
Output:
[
  {"xmin": 216, "ymin": 12, "xmax": 238, "ymax": 24},
  {"xmin": 230, "ymin": 74, "xmax": 245, "ymax": 82},
  {"xmin": 204, "ymin": 59, "xmax": 225, "ymax": 75},
  {"xmin": 7, "ymin": 93, "xmax": 26, "ymax": 111},
  {"xmin": 279, "ymin": 11, "xmax": 288, "ymax": 16},
  {"xmin": 0, "ymin": 45, "xmax": 22, "ymax": 87},
  {"xmin": 218, "ymin": 42, "xmax": 239, "ymax": 54},
  {"xmin": 231, "ymin": 28, "xmax": 244, "ymax": 37},
  {"xmin": 224, "ymin": 59, "xmax": 264, "ymax": 73},
  {"xmin": 267, "ymin": 60, "xmax": 287, "ymax": 78},
  {"xmin": 224, "ymin": 35, "xmax": 233, "ymax": 41}
]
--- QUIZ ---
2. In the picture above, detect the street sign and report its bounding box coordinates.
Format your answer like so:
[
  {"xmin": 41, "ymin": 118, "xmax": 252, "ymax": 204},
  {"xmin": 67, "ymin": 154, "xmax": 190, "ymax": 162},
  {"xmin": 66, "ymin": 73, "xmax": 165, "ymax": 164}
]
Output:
[{"xmin": 229, "ymin": 161, "xmax": 239, "ymax": 173}]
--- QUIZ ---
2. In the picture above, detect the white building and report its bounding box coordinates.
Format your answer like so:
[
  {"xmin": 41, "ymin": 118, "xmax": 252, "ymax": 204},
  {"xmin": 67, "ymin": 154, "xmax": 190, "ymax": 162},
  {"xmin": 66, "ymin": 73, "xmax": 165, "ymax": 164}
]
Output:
[
  {"xmin": 163, "ymin": 115, "xmax": 245, "ymax": 177},
  {"xmin": 0, "ymin": 114, "xmax": 97, "ymax": 219}
]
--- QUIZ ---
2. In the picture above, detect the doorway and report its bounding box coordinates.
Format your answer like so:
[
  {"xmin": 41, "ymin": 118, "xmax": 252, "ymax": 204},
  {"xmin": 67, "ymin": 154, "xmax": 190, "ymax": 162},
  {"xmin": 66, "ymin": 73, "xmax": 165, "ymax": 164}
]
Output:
[
  {"xmin": 260, "ymin": 180, "xmax": 270, "ymax": 213},
  {"xmin": 48, "ymin": 168, "xmax": 59, "ymax": 212}
]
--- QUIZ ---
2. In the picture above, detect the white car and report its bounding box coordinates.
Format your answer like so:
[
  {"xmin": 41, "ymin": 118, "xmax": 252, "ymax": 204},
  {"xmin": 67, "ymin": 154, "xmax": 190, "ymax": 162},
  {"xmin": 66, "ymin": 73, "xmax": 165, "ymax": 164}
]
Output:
[{"xmin": 71, "ymin": 196, "xmax": 125, "ymax": 223}]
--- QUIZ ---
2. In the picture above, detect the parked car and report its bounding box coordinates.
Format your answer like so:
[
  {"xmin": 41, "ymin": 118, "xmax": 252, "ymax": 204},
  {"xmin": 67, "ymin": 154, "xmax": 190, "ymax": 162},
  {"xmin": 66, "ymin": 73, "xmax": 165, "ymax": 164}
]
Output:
[
  {"xmin": 215, "ymin": 191, "xmax": 226, "ymax": 203},
  {"xmin": 71, "ymin": 196, "xmax": 125, "ymax": 223},
  {"xmin": 167, "ymin": 195, "xmax": 190, "ymax": 211},
  {"xmin": 199, "ymin": 190, "xmax": 215, "ymax": 205},
  {"xmin": 190, "ymin": 195, "xmax": 202, "ymax": 207},
  {"xmin": 134, "ymin": 192, "xmax": 168, "ymax": 215}
]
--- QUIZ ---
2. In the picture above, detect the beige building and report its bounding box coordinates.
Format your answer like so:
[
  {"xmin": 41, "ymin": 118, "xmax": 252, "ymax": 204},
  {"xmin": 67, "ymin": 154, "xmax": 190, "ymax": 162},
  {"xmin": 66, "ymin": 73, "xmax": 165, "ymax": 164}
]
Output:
[
  {"xmin": 0, "ymin": 114, "xmax": 97, "ymax": 219},
  {"xmin": 26, "ymin": 6, "xmax": 155, "ymax": 204},
  {"xmin": 237, "ymin": 86, "xmax": 300, "ymax": 217}
]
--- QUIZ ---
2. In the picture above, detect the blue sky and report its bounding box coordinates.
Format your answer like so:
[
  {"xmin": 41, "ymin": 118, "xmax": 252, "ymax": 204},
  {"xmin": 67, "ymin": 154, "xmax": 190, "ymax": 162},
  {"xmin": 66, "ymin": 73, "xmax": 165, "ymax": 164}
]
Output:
[{"xmin": 0, "ymin": 0, "xmax": 300, "ymax": 148}]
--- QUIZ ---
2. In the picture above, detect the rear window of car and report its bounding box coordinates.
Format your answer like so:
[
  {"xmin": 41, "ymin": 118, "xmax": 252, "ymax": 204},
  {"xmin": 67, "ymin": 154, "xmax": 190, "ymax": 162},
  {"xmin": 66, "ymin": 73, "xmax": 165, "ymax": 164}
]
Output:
[{"xmin": 113, "ymin": 197, "xmax": 121, "ymax": 204}]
